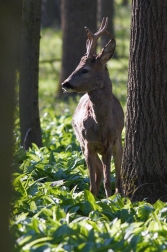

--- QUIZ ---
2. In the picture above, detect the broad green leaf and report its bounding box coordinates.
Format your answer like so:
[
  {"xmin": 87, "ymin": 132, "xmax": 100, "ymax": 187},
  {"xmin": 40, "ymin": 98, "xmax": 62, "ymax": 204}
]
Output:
[
  {"xmin": 52, "ymin": 224, "xmax": 74, "ymax": 243},
  {"xmin": 14, "ymin": 212, "xmax": 29, "ymax": 224},
  {"xmin": 16, "ymin": 234, "xmax": 33, "ymax": 246},
  {"xmin": 137, "ymin": 204, "xmax": 154, "ymax": 221},
  {"xmin": 22, "ymin": 237, "xmax": 53, "ymax": 250},
  {"xmin": 30, "ymin": 201, "xmax": 37, "ymax": 211},
  {"xmin": 84, "ymin": 190, "xmax": 95, "ymax": 203}
]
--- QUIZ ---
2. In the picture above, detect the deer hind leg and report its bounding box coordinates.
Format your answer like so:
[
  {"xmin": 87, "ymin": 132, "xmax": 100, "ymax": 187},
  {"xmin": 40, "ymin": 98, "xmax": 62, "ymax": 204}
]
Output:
[
  {"xmin": 112, "ymin": 135, "xmax": 123, "ymax": 194},
  {"xmin": 102, "ymin": 146, "xmax": 112, "ymax": 198}
]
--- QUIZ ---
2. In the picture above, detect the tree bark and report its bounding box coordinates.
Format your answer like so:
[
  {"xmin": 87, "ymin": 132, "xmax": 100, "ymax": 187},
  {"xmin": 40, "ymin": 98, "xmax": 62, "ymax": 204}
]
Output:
[
  {"xmin": 41, "ymin": 0, "xmax": 60, "ymax": 28},
  {"xmin": 19, "ymin": 0, "xmax": 42, "ymax": 150},
  {"xmin": 122, "ymin": 0, "xmax": 167, "ymax": 203},
  {"xmin": 58, "ymin": 0, "xmax": 97, "ymax": 96},
  {"xmin": 0, "ymin": 1, "xmax": 21, "ymax": 251}
]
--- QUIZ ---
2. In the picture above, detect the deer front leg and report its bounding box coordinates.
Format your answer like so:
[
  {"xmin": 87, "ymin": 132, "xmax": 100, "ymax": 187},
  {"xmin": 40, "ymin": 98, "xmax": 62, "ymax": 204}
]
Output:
[
  {"xmin": 102, "ymin": 146, "xmax": 112, "ymax": 198},
  {"xmin": 112, "ymin": 135, "xmax": 123, "ymax": 194},
  {"xmin": 84, "ymin": 146, "xmax": 98, "ymax": 196}
]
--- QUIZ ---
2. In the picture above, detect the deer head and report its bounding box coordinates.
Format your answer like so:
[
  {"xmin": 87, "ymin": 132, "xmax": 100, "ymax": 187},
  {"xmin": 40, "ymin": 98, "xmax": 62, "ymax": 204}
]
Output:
[{"xmin": 62, "ymin": 17, "xmax": 116, "ymax": 93}]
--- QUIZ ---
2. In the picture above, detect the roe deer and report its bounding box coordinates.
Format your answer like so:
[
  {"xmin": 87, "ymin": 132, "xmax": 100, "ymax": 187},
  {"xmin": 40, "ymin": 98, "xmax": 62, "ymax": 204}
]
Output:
[{"xmin": 62, "ymin": 17, "xmax": 124, "ymax": 197}]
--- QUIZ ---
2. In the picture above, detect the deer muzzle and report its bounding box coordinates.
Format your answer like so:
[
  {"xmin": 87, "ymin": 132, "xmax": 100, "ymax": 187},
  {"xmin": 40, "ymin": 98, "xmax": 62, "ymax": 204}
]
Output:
[{"xmin": 61, "ymin": 81, "xmax": 74, "ymax": 93}]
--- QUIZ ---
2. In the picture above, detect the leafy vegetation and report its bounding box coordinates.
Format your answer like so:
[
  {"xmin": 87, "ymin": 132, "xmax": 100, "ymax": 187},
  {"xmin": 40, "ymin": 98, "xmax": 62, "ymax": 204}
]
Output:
[
  {"xmin": 12, "ymin": 2, "xmax": 167, "ymax": 252},
  {"xmin": 12, "ymin": 112, "xmax": 167, "ymax": 251}
]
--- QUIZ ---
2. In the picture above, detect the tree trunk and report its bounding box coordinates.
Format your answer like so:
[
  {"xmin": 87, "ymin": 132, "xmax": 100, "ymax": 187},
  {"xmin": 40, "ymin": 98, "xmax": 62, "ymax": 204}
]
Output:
[
  {"xmin": 122, "ymin": 0, "xmax": 129, "ymax": 6},
  {"xmin": 58, "ymin": 0, "xmax": 97, "ymax": 97},
  {"xmin": 41, "ymin": 0, "xmax": 60, "ymax": 28},
  {"xmin": 19, "ymin": 0, "xmax": 42, "ymax": 150},
  {"xmin": 0, "ymin": 1, "xmax": 21, "ymax": 251},
  {"xmin": 122, "ymin": 0, "xmax": 167, "ymax": 203},
  {"xmin": 100, "ymin": 0, "xmax": 115, "ymax": 50}
]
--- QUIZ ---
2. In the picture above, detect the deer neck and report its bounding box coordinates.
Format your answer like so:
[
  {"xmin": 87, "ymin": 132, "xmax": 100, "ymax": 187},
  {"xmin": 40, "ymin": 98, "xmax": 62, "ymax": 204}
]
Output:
[{"xmin": 87, "ymin": 78, "xmax": 113, "ymax": 124}]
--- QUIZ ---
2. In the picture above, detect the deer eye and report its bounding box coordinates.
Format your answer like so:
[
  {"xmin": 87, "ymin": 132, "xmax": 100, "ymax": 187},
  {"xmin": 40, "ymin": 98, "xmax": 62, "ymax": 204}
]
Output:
[{"xmin": 81, "ymin": 69, "xmax": 89, "ymax": 74}]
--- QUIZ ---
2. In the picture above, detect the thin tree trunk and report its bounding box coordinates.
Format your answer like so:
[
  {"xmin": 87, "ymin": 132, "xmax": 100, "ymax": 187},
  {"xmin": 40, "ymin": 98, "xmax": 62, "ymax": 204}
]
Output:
[
  {"xmin": 0, "ymin": 1, "xmax": 21, "ymax": 251},
  {"xmin": 122, "ymin": 0, "xmax": 167, "ymax": 203},
  {"xmin": 19, "ymin": 0, "xmax": 42, "ymax": 150}
]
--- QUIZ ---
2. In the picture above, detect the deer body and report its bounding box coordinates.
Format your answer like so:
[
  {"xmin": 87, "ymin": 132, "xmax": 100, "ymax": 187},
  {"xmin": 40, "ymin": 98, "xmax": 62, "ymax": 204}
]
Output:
[{"xmin": 62, "ymin": 18, "xmax": 124, "ymax": 197}]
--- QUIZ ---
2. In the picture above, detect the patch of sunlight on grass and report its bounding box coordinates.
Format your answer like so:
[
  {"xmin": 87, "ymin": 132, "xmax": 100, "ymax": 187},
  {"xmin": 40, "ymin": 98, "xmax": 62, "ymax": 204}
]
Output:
[{"xmin": 40, "ymin": 28, "xmax": 62, "ymax": 60}]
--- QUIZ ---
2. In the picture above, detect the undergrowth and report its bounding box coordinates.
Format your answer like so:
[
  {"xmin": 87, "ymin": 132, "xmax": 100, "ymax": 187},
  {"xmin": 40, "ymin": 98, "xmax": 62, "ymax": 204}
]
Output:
[{"xmin": 12, "ymin": 112, "xmax": 167, "ymax": 252}]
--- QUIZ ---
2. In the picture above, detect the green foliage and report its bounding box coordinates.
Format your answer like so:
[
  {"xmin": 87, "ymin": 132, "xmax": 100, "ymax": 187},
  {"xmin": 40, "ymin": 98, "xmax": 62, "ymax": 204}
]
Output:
[{"xmin": 12, "ymin": 112, "xmax": 167, "ymax": 251}]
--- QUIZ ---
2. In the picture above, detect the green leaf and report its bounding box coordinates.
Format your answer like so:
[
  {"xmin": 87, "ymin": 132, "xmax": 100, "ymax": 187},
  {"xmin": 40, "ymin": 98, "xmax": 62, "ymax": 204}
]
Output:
[
  {"xmin": 16, "ymin": 234, "xmax": 33, "ymax": 246},
  {"xmin": 49, "ymin": 150, "xmax": 56, "ymax": 164},
  {"xmin": 77, "ymin": 242, "xmax": 95, "ymax": 252},
  {"xmin": 84, "ymin": 190, "xmax": 95, "ymax": 203},
  {"xmin": 137, "ymin": 204, "xmax": 154, "ymax": 221},
  {"xmin": 30, "ymin": 201, "xmax": 37, "ymax": 211},
  {"xmin": 22, "ymin": 237, "xmax": 53, "ymax": 250},
  {"xmin": 148, "ymin": 212, "xmax": 163, "ymax": 231},
  {"xmin": 52, "ymin": 224, "xmax": 74, "ymax": 243}
]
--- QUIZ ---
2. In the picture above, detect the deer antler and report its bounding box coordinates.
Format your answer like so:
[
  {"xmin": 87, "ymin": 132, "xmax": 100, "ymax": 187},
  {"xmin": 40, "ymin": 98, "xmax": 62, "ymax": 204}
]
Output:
[{"xmin": 85, "ymin": 17, "xmax": 113, "ymax": 58}]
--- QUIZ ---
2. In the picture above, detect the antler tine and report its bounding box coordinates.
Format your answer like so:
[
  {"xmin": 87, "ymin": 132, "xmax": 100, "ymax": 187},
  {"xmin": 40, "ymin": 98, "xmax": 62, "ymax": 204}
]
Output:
[
  {"xmin": 95, "ymin": 17, "xmax": 108, "ymax": 35},
  {"xmin": 84, "ymin": 17, "xmax": 109, "ymax": 57}
]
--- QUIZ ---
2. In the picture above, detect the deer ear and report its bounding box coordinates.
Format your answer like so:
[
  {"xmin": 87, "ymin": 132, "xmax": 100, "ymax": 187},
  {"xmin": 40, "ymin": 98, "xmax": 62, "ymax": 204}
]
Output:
[{"xmin": 97, "ymin": 38, "xmax": 116, "ymax": 63}]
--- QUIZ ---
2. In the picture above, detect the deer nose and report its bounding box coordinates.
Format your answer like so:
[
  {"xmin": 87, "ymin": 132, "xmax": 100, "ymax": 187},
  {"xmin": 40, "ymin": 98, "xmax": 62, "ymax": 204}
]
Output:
[{"xmin": 62, "ymin": 81, "xmax": 74, "ymax": 90}]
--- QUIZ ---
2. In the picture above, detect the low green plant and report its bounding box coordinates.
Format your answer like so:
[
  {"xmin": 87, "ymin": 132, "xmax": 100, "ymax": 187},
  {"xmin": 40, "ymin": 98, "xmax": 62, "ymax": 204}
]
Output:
[{"xmin": 12, "ymin": 112, "xmax": 167, "ymax": 252}]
